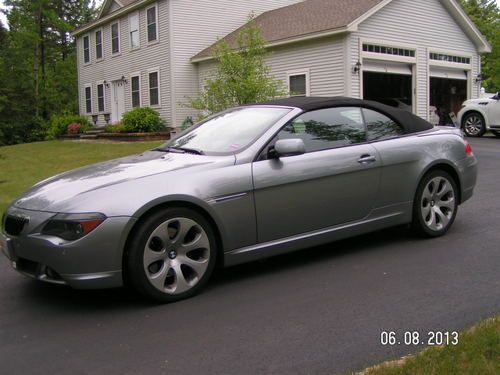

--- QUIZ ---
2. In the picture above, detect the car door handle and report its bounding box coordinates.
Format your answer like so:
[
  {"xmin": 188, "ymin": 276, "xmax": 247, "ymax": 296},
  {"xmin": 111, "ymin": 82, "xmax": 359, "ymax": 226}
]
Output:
[{"xmin": 358, "ymin": 155, "xmax": 377, "ymax": 164}]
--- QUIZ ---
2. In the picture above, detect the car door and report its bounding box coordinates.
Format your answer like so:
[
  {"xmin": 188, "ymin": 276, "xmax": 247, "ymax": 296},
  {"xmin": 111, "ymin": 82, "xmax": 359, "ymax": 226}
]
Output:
[
  {"xmin": 362, "ymin": 107, "xmax": 422, "ymax": 208},
  {"xmin": 252, "ymin": 106, "xmax": 381, "ymax": 243},
  {"xmin": 487, "ymin": 94, "xmax": 500, "ymax": 126}
]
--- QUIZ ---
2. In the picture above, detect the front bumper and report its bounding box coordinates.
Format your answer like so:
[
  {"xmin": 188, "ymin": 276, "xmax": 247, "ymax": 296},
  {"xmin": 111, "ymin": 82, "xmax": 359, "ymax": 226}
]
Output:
[{"xmin": 1, "ymin": 208, "xmax": 137, "ymax": 289}]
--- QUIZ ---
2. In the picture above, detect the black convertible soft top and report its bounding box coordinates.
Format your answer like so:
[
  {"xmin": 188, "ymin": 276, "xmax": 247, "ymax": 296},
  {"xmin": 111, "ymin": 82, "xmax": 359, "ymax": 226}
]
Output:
[{"xmin": 256, "ymin": 96, "xmax": 434, "ymax": 134}]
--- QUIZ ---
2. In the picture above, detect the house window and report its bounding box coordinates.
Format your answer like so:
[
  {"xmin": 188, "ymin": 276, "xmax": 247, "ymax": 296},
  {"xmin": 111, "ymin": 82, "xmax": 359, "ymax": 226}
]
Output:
[
  {"xmin": 146, "ymin": 5, "xmax": 158, "ymax": 43},
  {"xmin": 83, "ymin": 35, "xmax": 90, "ymax": 63},
  {"xmin": 111, "ymin": 22, "xmax": 120, "ymax": 55},
  {"xmin": 363, "ymin": 43, "xmax": 415, "ymax": 58},
  {"xmin": 288, "ymin": 72, "xmax": 309, "ymax": 97},
  {"xmin": 97, "ymin": 83, "xmax": 105, "ymax": 112},
  {"xmin": 85, "ymin": 85, "xmax": 92, "ymax": 113},
  {"xmin": 95, "ymin": 29, "xmax": 103, "ymax": 60},
  {"xmin": 149, "ymin": 70, "xmax": 160, "ymax": 106},
  {"xmin": 429, "ymin": 52, "xmax": 470, "ymax": 65},
  {"xmin": 131, "ymin": 74, "xmax": 141, "ymax": 107},
  {"xmin": 129, "ymin": 12, "xmax": 140, "ymax": 49}
]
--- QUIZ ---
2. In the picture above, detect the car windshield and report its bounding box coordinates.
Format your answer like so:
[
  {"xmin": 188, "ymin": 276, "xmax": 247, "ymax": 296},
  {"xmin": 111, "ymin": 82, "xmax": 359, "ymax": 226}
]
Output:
[{"xmin": 161, "ymin": 107, "xmax": 291, "ymax": 154}]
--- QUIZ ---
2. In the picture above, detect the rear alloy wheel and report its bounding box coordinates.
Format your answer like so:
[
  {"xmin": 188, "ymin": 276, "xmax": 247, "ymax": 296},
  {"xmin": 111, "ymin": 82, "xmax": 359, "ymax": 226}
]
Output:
[
  {"xmin": 462, "ymin": 112, "xmax": 486, "ymax": 137},
  {"xmin": 126, "ymin": 207, "xmax": 217, "ymax": 303},
  {"xmin": 412, "ymin": 171, "xmax": 458, "ymax": 237}
]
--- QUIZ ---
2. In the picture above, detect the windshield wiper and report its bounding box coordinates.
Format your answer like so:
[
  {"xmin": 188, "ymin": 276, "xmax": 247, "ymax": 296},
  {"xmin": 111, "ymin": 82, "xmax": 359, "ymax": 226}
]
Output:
[{"xmin": 153, "ymin": 146, "xmax": 204, "ymax": 155}]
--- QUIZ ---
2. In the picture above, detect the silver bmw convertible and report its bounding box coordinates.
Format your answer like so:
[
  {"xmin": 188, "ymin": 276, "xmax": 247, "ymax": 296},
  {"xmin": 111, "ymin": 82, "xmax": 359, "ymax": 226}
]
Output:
[{"xmin": 1, "ymin": 97, "xmax": 477, "ymax": 302}]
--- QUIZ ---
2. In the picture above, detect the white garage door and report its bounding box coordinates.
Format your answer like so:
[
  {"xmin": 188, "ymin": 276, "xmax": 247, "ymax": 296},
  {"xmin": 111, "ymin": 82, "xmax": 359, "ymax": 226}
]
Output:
[
  {"xmin": 363, "ymin": 59, "xmax": 413, "ymax": 75},
  {"xmin": 429, "ymin": 67, "xmax": 468, "ymax": 80}
]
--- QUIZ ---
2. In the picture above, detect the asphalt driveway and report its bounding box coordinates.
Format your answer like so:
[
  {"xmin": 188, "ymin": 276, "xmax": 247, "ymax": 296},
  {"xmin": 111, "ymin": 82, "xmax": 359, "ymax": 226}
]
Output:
[{"xmin": 1, "ymin": 136, "xmax": 499, "ymax": 375}]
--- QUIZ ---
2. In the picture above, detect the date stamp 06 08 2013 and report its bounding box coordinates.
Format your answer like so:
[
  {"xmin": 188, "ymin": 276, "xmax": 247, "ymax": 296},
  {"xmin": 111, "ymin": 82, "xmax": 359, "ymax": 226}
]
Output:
[{"xmin": 380, "ymin": 331, "xmax": 459, "ymax": 346}]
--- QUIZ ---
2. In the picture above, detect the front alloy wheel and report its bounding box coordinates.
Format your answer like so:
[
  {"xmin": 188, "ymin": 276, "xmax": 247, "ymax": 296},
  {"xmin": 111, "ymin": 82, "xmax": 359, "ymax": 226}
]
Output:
[
  {"xmin": 126, "ymin": 208, "xmax": 217, "ymax": 302},
  {"xmin": 412, "ymin": 171, "xmax": 458, "ymax": 237},
  {"xmin": 462, "ymin": 113, "xmax": 485, "ymax": 137}
]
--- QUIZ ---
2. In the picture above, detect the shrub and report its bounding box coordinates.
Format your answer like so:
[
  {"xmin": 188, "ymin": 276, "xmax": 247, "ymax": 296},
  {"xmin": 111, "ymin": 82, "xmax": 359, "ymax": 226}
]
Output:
[
  {"xmin": 48, "ymin": 112, "xmax": 92, "ymax": 138},
  {"xmin": 104, "ymin": 122, "xmax": 126, "ymax": 133},
  {"xmin": 122, "ymin": 107, "xmax": 166, "ymax": 133}
]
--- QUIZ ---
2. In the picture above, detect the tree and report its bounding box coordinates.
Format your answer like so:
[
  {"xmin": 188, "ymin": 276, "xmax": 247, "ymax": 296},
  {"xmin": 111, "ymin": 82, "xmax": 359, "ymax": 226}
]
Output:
[
  {"xmin": 188, "ymin": 17, "xmax": 286, "ymax": 116},
  {"xmin": 460, "ymin": 0, "xmax": 500, "ymax": 92},
  {"xmin": 0, "ymin": 0, "xmax": 98, "ymax": 145}
]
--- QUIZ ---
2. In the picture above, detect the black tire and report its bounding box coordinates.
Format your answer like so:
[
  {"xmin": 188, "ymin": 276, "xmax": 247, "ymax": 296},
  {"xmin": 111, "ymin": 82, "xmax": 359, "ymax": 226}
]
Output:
[
  {"xmin": 412, "ymin": 170, "xmax": 458, "ymax": 238},
  {"xmin": 491, "ymin": 130, "xmax": 500, "ymax": 138},
  {"xmin": 462, "ymin": 112, "xmax": 486, "ymax": 137},
  {"xmin": 125, "ymin": 207, "xmax": 217, "ymax": 303}
]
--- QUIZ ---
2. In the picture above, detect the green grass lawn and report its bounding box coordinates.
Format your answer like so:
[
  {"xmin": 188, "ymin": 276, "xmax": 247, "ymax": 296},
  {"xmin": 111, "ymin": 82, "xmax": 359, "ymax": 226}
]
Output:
[
  {"xmin": 0, "ymin": 140, "xmax": 162, "ymax": 214},
  {"xmin": 351, "ymin": 316, "xmax": 500, "ymax": 375}
]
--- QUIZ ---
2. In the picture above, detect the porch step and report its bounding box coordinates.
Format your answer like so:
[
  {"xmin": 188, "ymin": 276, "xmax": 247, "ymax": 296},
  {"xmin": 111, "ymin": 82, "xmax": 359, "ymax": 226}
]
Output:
[
  {"xmin": 80, "ymin": 134, "xmax": 99, "ymax": 139},
  {"xmin": 85, "ymin": 128, "xmax": 106, "ymax": 135}
]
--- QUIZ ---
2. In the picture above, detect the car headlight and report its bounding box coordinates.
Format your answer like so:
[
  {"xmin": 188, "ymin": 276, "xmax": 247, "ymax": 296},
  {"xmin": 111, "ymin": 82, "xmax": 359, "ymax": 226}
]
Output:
[{"xmin": 41, "ymin": 213, "xmax": 107, "ymax": 241}]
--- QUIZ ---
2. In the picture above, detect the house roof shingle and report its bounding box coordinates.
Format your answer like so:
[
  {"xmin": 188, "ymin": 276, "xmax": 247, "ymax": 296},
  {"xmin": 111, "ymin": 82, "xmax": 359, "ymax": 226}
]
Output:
[{"xmin": 192, "ymin": 0, "xmax": 385, "ymax": 61}]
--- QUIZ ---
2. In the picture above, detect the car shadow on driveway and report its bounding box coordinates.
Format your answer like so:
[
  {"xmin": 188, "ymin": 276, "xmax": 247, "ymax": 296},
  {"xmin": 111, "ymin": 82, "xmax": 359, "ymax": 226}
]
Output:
[{"xmin": 210, "ymin": 225, "xmax": 415, "ymax": 287}]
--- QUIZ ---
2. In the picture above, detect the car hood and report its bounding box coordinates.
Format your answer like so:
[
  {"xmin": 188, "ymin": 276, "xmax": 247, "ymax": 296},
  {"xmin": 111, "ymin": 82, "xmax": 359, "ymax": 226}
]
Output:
[
  {"xmin": 14, "ymin": 150, "xmax": 234, "ymax": 212},
  {"xmin": 463, "ymin": 98, "xmax": 495, "ymax": 105}
]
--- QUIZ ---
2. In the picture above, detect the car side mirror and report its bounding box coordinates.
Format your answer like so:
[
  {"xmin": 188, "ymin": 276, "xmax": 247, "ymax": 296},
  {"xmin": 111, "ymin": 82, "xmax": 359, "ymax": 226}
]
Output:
[{"xmin": 273, "ymin": 139, "xmax": 306, "ymax": 158}]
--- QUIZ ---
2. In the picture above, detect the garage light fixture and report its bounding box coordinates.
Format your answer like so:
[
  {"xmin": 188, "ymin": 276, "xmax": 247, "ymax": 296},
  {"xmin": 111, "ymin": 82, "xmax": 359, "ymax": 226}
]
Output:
[
  {"xmin": 353, "ymin": 61, "xmax": 362, "ymax": 74},
  {"xmin": 475, "ymin": 74, "xmax": 482, "ymax": 83}
]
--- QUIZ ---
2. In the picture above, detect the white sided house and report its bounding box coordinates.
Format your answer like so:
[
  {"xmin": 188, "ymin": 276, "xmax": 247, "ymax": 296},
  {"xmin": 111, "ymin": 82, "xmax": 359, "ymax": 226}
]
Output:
[{"xmin": 74, "ymin": 0, "xmax": 491, "ymax": 129}]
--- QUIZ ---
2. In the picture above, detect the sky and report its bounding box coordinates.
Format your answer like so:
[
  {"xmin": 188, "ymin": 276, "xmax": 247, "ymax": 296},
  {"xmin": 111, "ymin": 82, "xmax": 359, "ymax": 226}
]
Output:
[{"xmin": 0, "ymin": 0, "xmax": 499, "ymax": 28}]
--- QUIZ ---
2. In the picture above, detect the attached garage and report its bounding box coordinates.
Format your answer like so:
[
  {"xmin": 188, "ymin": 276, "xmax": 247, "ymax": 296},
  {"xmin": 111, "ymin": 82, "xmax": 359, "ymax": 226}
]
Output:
[
  {"xmin": 428, "ymin": 54, "xmax": 471, "ymax": 125},
  {"xmin": 192, "ymin": 0, "xmax": 491, "ymax": 130},
  {"xmin": 359, "ymin": 42, "xmax": 417, "ymax": 114},
  {"xmin": 362, "ymin": 59, "xmax": 414, "ymax": 112}
]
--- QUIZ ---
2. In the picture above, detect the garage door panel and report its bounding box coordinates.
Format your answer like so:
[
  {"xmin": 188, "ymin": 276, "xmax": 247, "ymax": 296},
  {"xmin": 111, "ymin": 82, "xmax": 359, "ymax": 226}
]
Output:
[
  {"xmin": 429, "ymin": 67, "xmax": 467, "ymax": 80},
  {"xmin": 363, "ymin": 59, "xmax": 412, "ymax": 75}
]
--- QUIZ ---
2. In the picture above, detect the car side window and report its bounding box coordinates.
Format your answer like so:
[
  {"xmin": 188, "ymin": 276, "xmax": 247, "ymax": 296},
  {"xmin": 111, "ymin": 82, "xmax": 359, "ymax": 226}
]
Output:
[
  {"xmin": 276, "ymin": 107, "xmax": 367, "ymax": 153},
  {"xmin": 363, "ymin": 108, "xmax": 405, "ymax": 141}
]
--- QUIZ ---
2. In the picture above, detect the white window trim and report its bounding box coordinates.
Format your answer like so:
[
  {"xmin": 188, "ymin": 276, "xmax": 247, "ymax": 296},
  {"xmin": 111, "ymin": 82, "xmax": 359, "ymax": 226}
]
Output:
[
  {"xmin": 147, "ymin": 68, "xmax": 161, "ymax": 107},
  {"xmin": 360, "ymin": 37, "xmax": 417, "ymax": 64},
  {"xmin": 84, "ymin": 83, "xmax": 93, "ymax": 114},
  {"xmin": 96, "ymin": 81, "xmax": 106, "ymax": 113},
  {"xmin": 360, "ymin": 37, "xmax": 418, "ymax": 51},
  {"xmin": 146, "ymin": 3, "xmax": 159, "ymax": 45},
  {"xmin": 95, "ymin": 28, "xmax": 104, "ymax": 62},
  {"xmin": 82, "ymin": 34, "xmax": 91, "ymax": 65},
  {"xmin": 111, "ymin": 20, "xmax": 121, "ymax": 57},
  {"xmin": 287, "ymin": 69, "xmax": 310, "ymax": 97},
  {"xmin": 428, "ymin": 48, "xmax": 472, "ymax": 69},
  {"xmin": 130, "ymin": 72, "xmax": 142, "ymax": 108},
  {"xmin": 129, "ymin": 11, "xmax": 141, "ymax": 50}
]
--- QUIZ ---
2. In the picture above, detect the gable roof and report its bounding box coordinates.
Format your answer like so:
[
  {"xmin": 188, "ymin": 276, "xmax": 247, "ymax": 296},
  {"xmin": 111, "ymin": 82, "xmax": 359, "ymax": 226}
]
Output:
[
  {"xmin": 192, "ymin": 0, "xmax": 491, "ymax": 62},
  {"xmin": 193, "ymin": 0, "xmax": 386, "ymax": 61},
  {"xmin": 73, "ymin": 0, "xmax": 154, "ymax": 36},
  {"xmin": 98, "ymin": 0, "xmax": 140, "ymax": 19}
]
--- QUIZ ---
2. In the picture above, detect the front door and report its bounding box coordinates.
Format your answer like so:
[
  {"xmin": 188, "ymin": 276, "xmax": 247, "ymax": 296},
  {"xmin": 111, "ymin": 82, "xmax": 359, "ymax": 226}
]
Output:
[
  {"xmin": 111, "ymin": 81, "xmax": 125, "ymax": 123},
  {"xmin": 252, "ymin": 107, "xmax": 381, "ymax": 243}
]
